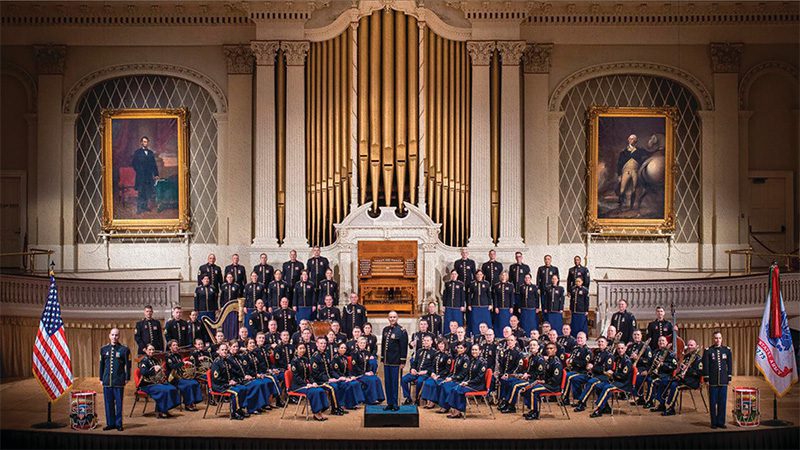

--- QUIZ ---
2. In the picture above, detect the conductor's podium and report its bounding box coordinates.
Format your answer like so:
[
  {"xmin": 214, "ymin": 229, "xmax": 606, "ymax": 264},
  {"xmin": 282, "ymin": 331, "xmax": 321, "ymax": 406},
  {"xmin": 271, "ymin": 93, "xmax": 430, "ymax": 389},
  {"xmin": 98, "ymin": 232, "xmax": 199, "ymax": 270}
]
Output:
[{"xmin": 363, "ymin": 405, "xmax": 420, "ymax": 428}]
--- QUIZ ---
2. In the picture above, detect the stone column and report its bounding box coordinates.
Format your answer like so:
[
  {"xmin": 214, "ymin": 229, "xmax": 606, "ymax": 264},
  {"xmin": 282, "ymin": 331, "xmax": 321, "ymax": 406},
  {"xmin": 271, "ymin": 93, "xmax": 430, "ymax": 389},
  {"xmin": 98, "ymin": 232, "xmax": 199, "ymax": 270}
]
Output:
[
  {"xmin": 522, "ymin": 43, "xmax": 553, "ymax": 248},
  {"xmin": 710, "ymin": 43, "xmax": 745, "ymax": 269},
  {"xmin": 496, "ymin": 41, "xmax": 526, "ymax": 249},
  {"xmin": 737, "ymin": 110, "xmax": 754, "ymax": 246},
  {"xmin": 24, "ymin": 113, "xmax": 38, "ymax": 245},
  {"xmin": 280, "ymin": 41, "xmax": 310, "ymax": 249},
  {"xmin": 222, "ymin": 45, "xmax": 254, "ymax": 246},
  {"xmin": 250, "ymin": 41, "xmax": 280, "ymax": 247},
  {"xmin": 697, "ymin": 110, "xmax": 715, "ymax": 270},
  {"xmin": 61, "ymin": 113, "xmax": 78, "ymax": 270},
  {"xmin": 466, "ymin": 41, "xmax": 495, "ymax": 248},
  {"xmin": 34, "ymin": 45, "xmax": 66, "ymax": 261}
]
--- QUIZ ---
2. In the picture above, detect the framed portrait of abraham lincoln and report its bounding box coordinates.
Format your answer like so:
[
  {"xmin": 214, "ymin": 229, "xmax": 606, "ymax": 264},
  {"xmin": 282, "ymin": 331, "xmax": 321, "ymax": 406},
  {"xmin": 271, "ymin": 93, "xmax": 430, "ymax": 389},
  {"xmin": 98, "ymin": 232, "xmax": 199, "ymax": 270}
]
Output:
[
  {"xmin": 585, "ymin": 106, "xmax": 677, "ymax": 236},
  {"xmin": 101, "ymin": 108, "xmax": 190, "ymax": 232}
]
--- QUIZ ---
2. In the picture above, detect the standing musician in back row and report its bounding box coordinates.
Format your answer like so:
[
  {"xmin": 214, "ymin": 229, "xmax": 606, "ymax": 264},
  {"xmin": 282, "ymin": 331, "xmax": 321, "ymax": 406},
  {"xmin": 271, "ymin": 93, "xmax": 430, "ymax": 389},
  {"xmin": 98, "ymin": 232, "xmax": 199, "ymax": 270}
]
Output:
[
  {"xmin": 253, "ymin": 253, "xmax": 274, "ymax": 286},
  {"xmin": 493, "ymin": 271, "xmax": 515, "ymax": 332},
  {"xmin": 536, "ymin": 255, "xmax": 559, "ymax": 301},
  {"xmin": 542, "ymin": 275, "xmax": 565, "ymax": 334},
  {"xmin": 194, "ymin": 275, "xmax": 218, "ymax": 323},
  {"xmin": 282, "ymin": 250, "xmax": 304, "ymax": 298},
  {"xmin": 646, "ymin": 306, "xmax": 674, "ymax": 350},
  {"xmin": 134, "ymin": 305, "xmax": 164, "ymax": 355},
  {"xmin": 610, "ymin": 299, "xmax": 637, "ymax": 344},
  {"xmin": 442, "ymin": 270, "xmax": 466, "ymax": 329},
  {"xmin": 224, "ymin": 254, "xmax": 247, "ymax": 290},
  {"xmin": 468, "ymin": 270, "xmax": 492, "ymax": 338},
  {"xmin": 481, "ymin": 250, "xmax": 503, "ymax": 287},
  {"xmin": 569, "ymin": 277, "xmax": 590, "ymax": 337},
  {"xmin": 508, "ymin": 252, "xmax": 531, "ymax": 305},
  {"xmin": 566, "ymin": 255, "xmax": 590, "ymax": 294},
  {"xmin": 316, "ymin": 268, "xmax": 339, "ymax": 307},
  {"xmin": 306, "ymin": 246, "xmax": 330, "ymax": 287},
  {"xmin": 198, "ymin": 253, "xmax": 223, "ymax": 290},
  {"xmin": 454, "ymin": 248, "xmax": 477, "ymax": 288}
]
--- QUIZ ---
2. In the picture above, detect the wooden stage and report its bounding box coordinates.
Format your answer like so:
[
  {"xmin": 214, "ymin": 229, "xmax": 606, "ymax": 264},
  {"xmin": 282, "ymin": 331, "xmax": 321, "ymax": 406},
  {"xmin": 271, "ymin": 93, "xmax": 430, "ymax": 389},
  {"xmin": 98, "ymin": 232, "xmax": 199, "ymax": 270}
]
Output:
[{"xmin": 1, "ymin": 376, "xmax": 797, "ymax": 449}]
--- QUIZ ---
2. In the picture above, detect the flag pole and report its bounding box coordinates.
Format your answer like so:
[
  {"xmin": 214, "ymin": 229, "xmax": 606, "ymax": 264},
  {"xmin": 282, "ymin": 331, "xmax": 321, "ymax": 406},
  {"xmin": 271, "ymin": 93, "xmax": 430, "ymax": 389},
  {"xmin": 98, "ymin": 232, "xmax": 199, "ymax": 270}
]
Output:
[
  {"xmin": 760, "ymin": 262, "xmax": 793, "ymax": 427},
  {"xmin": 31, "ymin": 260, "xmax": 67, "ymax": 429}
]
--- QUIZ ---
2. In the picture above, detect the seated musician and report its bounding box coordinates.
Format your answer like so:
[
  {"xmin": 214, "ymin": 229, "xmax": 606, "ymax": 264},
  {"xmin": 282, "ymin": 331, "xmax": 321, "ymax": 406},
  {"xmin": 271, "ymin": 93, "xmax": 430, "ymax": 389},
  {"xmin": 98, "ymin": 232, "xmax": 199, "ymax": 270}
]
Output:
[
  {"xmin": 444, "ymin": 321, "xmax": 460, "ymax": 348},
  {"xmin": 290, "ymin": 319, "xmax": 311, "ymax": 346},
  {"xmin": 627, "ymin": 329, "xmax": 654, "ymax": 403},
  {"xmin": 420, "ymin": 338, "xmax": 453, "ymax": 409},
  {"xmin": 331, "ymin": 342, "xmax": 366, "ymax": 409},
  {"xmin": 310, "ymin": 337, "xmax": 347, "ymax": 416},
  {"xmin": 434, "ymin": 342, "xmax": 471, "ymax": 414},
  {"xmin": 494, "ymin": 335, "xmax": 522, "ymax": 409},
  {"xmin": 508, "ymin": 316, "xmax": 527, "ymax": 342},
  {"xmin": 442, "ymin": 344, "xmax": 488, "ymax": 419},
  {"xmin": 561, "ymin": 331, "xmax": 593, "ymax": 405},
  {"xmin": 409, "ymin": 319, "xmax": 436, "ymax": 352},
  {"xmin": 574, "ymin": 336, "xmax": 613, "ymax": 412},
  {"xmin": 295, "ymin": 328, "xmax": 315, "ymax": 355},
  {"xmin": 247, "ymin": 299, "xmax": 271, "ymax": 336},
  {"xmin": 421, "ymin": 301, "xmax": 444, "ymax": 337},
  {"xmin": 236, "ymin": 327, "xmax": 250, "ymax": 349},
  {"xmin": 474, "ymin": 322, "xmax": 490, "ymax": 346},
  {"xmin": 557, "ymin": 325, "xmax": 577, "ymax": 353},
  {"xmin": 330, "ymin": 321, "xmax": 348, "ymax": 346},
  {"xmin": 589, "ymin": 342, "xmax": 633, "ymax": 418},
  {"xmin": 362, "ymin": 323, "xmax": 379, "ymax": 364},
  {"xmin": 325, "ymin": 331, "xmax": 339, "ymax": 360},
  {"xmin": 138, "ymin": 344, "xmax": 181, "ymax": 419},
  {"xmin": 342, "ymin": 292, "xmax": 368, "ymax": 338},
  {"xmin": 539, "ymin": 322, "xmax": 552, "ymax": 348},
  {"xmin": 228, "ymin": 340, "xmax": 273, "ymax": 415},
  {"xmin": 522, "ymin": 342, "xmax": 563, "ymax": 420},
  {"xmin": 643, "ymin": 335, "xmax": 678, "ymax": 409},
  {"xmin": 605, "ymin": 325, "xmax": 620, "ymax": 348},
  {"xmin": 479, "ymin": 329, "xmax": 499, "ymax": 392},
  {"xmin": 316, "ymin": 295, "xmax": 341, "ymax": 323},
  {"xmin": 499, "ymin": 339, "xmax": 544, "ymax": 414},
  {"xmin": 187, "ymin": 310, "xmax": 211, "ymax": 347},
  {"xmin": 653, "ymin": 339, "xmax": 702, "ymax": 416},
  {"xmin": 546, "ymin": 330, "xmax": 566, "ymax": 364},
  {"xmin": 210, "ymin": 343, "xmax": 249, "ymax": 420},
  {"xmin": 209, "ymin": 331, "xmax": 226, "ymax": 355},
  {"xmin": 402, "ymin": 334, "xmax": 435, "ymax": 405},
  {"xmin": 529, "ymin": 329, "xmax": 541, "ymax": 349},
  {"xmin": 264, "ymin": 320, "xmax": 281, "ymax": 349},
  {"xmin": 289, "ymin": 342, "xmax": 330, "ymax": 421},
  {"xmin": 273, "ymin": 297, "xmax": 298, "ymax": 336},
  {"xmin": 345, "ymin": 327, "xmax": 363, "ymax": 356},
  {"xmin": 351, "ymin": 336, "xmax": 385, "ymax": 405},
  {"xmin": 165, "ymin": 339, "xmax": 202, "ymax": 411},
  {"xmin": 190, "ymin": 338, "xmax": 213, "ymax": 386},
  {"xmin": 274, "ymin": 331, "xmax": 295, "ymax": 371},
  {"xmin": 450, "ymin": 326, "xmax": 472, "ymax": 358},
  {"xmin": 248, "ymin": 336, "xmax": 284, "ymax": 409}
]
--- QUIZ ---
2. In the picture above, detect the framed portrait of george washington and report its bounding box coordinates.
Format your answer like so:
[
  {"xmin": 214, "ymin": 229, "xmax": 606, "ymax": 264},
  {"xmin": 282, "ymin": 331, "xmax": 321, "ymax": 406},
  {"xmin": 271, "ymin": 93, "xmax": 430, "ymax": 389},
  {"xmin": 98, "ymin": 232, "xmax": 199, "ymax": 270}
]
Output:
[
  {"xmin": 585, "ymin": 106, "xmax": 677, "ymax": 235},
  {"xmin": 101, "ymin": 108, "xmax": 190, "ymax": 232}
]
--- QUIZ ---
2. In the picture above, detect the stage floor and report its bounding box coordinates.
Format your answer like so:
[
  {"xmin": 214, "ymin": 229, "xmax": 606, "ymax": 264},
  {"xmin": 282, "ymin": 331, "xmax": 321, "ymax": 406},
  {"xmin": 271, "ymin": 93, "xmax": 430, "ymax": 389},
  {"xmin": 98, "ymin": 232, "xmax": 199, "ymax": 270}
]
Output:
[{"xmin": 0, "ymin": 376, "xmax": 797, "ymax": 442}]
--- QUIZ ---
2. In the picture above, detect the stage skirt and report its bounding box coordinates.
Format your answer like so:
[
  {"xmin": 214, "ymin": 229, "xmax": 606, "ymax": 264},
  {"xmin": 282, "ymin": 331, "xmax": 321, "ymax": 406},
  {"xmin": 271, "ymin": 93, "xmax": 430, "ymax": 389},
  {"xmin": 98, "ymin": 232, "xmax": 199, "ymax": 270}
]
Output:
[
  {"xmin": 443, "ymin": 307, "xmax": 464, "ymax": 329},
  {"xmin": 341, "ymin": 380, "xmax": 366, "ymax": 409},
  {"xmin": 494, "ymin": 309, "xmax": 513, "ymax": 332},
  {"xmin": 446, "ymin": 385, "xmax": 477, "ymax": 412},
  {"xmin": 544, "ymin": 312, "xmax": 563, "ymax": 333},
  {"xmin": 437, "ymin": 381, "xmax": 460, "ymax": 410},
  {"xmin": 356, "ymin": 374, "xmax": 385, "ymax": 404},
  {"xmin": 293, "ymin": 386, "xmax": 330, "ymax": 414},
  {"xmin": 296, "ymin": 307, "xmax": 313, "ymax": 324},
  {"xmin": 519, "ymin": 308, "xmax": 538, "ymax": 335},
  {"xmin": 469, "ymin": 307, "xmax": 492, "ymax": 337},
  {"xmin": 242, "ymin": 380, "xmax": 271, "ymax": 413},
  {"xmin": 420, "ymin": 377, "xmax": 445, "ymax": 404},
  {"xmin": 140, "ymin": 384, "xmax": 181, "ymax": 413},
  {"xmin": 570, "ymin": 313, "xmax": 588, "ymax": 337},
  {"xmin": 173, "ymin": 379, "xmax": 203, "ymax": 406}
]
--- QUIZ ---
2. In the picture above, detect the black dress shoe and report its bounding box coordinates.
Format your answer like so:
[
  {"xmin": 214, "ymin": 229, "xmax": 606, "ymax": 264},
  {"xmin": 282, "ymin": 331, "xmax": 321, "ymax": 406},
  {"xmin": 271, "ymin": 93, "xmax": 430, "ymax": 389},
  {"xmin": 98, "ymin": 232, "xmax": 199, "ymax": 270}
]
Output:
[
  {"xmin": 574, "ymin": 404, "xmax": 586, "ymax": 412},
  {"xmin": 313, "ymin": 415, "xmax": 328, "ymax": 422},
  {"xmin": 651, "ymin": 404, "xmax": 665, "ymax": 412},
  {"xmin": 589, "ymin": 410, "xmax": 602, "ymax": 418},
  {"xmin": 332, "ymin": 409, "xmax": 345, "ymax": 416},
  {"xmin": 718, "ymin": 424, "xmax": 727, "ymax": 429},
  {"xmin": 603, "ymin": 405, "xmax": 612, "ymax": 414},
  {"xmin": 503, "ymin": 406, "xmax": 517, "ymax": 414},
  {"xmin": 274, "ymin": 399, "xmax": 285, "ymax": 408},
  {"xmin": 711, "ymin": 424, "xmax": 718, "ymax": 429},
  {"xmin": 103, "ymin": 425, "xmax": 115, "ymax": 431},
  {"xmin": 403, "ymin": 398, "xmax": 413, "ymax": 405},
  {"xmin": 523, "ymin": 411, "xmax": 539, "ymax": 421},
  {"xmin": 636, "ymin": 398, "xmax": 646, "ymax": 406},
  {"xmin": 383, "ymin": 405, "xmax": 393, "ymax": 411},
  {"xmin": 230, "ymin": 413, "xmax": 244, "ymax": 420},
  {"xmin": 662, "ymin": 408, "xmax": 675, "ymax": 416},
  {"xmin": 643, "ymin": 401, "xmax": 654, "ymax": 409},
  {"xmin": 117, "ymin": 426, "xmax": 124, "ymax": 431}
]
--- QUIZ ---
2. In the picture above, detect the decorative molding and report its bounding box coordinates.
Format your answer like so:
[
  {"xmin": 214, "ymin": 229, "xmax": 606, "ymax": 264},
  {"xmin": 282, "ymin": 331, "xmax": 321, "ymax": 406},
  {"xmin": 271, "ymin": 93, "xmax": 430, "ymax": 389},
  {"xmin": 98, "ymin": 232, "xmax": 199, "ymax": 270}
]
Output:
[
  {"xmin": 281, "ymin": 41, "xmax": 310, "ymax": 66},
  {"xmin": 496, "ymin": 41, "xmax": 526, "ymax": 66},
  {"xmin": 250, "ymin": 40, "xmax": 280, "ymax": 66},
  {"xmin": 0, "ymin": 61, "xmax": 37, "ymax": 110},
  {"xmin": 223, "ymin": 44, "xmax": 255, "ymax": 74},
  {"xmin": 522, "ymin": 43, "xmax": 553, "ymax": 74},
  {"xmin": 710, "ymin": 42, "xmax": 744, "ymax": 73},
  {"xmin": 466, "ymin": 41, "xmax": 496, "ymax": 66},
  {"xmin": 33, "ymin": 44, "xmax": 66, "ymax": 75},
  {"xmin": 63, "ymin": 63, "xmax": 228, "ymax": 113},
  {"xmin": 548, "ymin": 61, "xmax": 714, "ymax": 112},
  {"xmin": 739, "ymin": 61, "xmax": 799, "ymax": 109}
]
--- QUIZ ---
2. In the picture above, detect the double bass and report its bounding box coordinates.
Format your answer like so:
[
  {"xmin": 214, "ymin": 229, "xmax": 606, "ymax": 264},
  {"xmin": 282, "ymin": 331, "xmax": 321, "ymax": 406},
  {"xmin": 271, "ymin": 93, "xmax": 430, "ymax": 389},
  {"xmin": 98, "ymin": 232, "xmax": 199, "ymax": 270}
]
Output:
[{"xmin": 667, "ymin": 301, "xmax": 686, "ymax": 360}]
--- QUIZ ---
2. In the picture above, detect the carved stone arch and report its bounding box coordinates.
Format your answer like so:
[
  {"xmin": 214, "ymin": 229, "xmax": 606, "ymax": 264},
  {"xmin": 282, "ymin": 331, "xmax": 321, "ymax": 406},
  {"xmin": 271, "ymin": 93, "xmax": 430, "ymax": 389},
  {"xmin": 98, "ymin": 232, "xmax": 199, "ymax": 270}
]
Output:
[
  {"xmin": 739, "ymin": 61, "xmax": 799, "ymax": 109},
  {"xmin": 63, "ymin": 63, "xmax": 227, "ymax": 113},
  {"xmin": 0, "ymin": 62, "xmax": 37, "ymax": 112},
  {"xmin": 548, "ymin": 61, "xmax": 714, "ymax": 112}
]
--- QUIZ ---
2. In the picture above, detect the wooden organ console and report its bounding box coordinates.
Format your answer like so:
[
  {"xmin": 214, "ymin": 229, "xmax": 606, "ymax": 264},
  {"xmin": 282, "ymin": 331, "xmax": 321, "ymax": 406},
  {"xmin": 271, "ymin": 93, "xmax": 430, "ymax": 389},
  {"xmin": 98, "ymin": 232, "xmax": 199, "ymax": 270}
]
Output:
[{"xmin": 357, "ymin": 241, "xmax": 418, "ymax": 315}]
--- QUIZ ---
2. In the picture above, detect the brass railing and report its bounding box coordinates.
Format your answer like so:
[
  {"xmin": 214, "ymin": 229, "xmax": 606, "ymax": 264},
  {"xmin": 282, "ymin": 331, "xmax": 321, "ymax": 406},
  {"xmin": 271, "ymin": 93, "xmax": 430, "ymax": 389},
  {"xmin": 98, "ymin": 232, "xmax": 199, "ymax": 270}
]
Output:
[
  {"xmin": 726, "ymin": 247, "xmax": 798, "ymax": 276},
  {"xmin": 0, "ymin": 248, "xmax": 55, "ymax": 273}
]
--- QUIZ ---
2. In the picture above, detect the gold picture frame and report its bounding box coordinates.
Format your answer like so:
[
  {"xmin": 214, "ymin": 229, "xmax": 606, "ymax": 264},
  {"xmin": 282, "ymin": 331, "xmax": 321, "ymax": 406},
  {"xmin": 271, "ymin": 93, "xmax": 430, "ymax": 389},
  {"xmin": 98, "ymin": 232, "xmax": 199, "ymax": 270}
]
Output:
[
  {"xmin": 585, "ymin": 106, "xmax": 677, "ymax": 236},
  {"xmin": 101, "ymin": 108, "xmax": 190, "ymax": 232}
]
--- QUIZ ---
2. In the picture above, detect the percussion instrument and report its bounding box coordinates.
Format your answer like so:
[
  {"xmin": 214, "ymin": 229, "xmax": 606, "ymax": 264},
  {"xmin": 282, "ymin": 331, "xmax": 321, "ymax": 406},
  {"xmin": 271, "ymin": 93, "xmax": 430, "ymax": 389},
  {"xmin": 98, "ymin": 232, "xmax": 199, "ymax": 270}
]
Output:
[
  {"xmin": 733, "ymin": 387, "xmax": 760, "ymax": 427},
  {"xmin": 69, "ymin": 390, "xmax": 97, "ymax": 430}
]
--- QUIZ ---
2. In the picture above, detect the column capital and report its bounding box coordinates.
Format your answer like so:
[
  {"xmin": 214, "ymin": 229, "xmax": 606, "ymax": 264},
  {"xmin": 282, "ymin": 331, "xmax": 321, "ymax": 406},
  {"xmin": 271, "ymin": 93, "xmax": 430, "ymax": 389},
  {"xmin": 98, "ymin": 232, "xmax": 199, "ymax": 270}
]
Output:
[
  {"xmin": 250, "ymin": 40, "xmax": 280, "ymax": 66},
  {"xmin": 34, "ymin": 45, "xmax": 67, "ymax": 75},
  {"xmin": 466, "ymin": 41, "xmax": 496, "ymax": 66},
  {"xmin": 281, "ymin": 41, "xmax": 310, "ymax": 66},
  {"xmin": 496, "ymin": 41, "xmax": 526, "ymax": 66},
  {"xmin": 223, "ymin": 44, "xmax": 255, "ymax": 74},
  {"xmin": 710, "ymin": 42, "xmax": 743, "ymax": 73},
  {"xmin": 522, "ymin": 43, "xmax": 553, "ymax": 74}
]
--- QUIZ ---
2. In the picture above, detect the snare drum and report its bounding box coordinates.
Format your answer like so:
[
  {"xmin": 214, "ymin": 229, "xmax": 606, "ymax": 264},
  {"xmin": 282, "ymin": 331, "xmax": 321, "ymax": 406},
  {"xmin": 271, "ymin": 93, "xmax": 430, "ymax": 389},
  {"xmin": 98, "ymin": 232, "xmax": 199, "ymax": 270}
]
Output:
[
  {"xmin": 733, "ymin": 387, "xmax": 760, "ymax": 427},
  {"xmin": 69, "ymin": 390, "xmax": 98, "ymax": 430}
]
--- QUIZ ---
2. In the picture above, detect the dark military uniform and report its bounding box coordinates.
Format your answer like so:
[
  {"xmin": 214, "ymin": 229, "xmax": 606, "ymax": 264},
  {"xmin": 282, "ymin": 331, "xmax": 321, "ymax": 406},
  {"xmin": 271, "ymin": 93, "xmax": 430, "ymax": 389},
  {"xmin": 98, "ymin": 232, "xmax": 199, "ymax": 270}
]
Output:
[
  {"xmin": 401, "ymin": 346, "xmax": 435, "ymax": 402},
  {"xmin": 253, "ymin": 263, "xmax": 274, "ymax": 286},
  {"xmin": 535, "ymin": 264, "xmax": 559, "ymax": 299},
  {"xmin": 646, "ymin": 319, "xmax": 674, "ymax": 350},
  {"xmin": 247, "ymin": 309, "xmax": 272, "ymax": 335},
  {"xmin": 421, "ymin": 312, "xmax": 443, "ymax": 337},
  {"xmin": 99, "ymin": 343, "xmax": 131, "ymax": 429},
  {"xmin": 703, "ymin": 344, "xmax": 732, "ymax": 427},
  {"xmin": 224, "ymin": 264, "xmax": 247, "ymax": 290},
  {"xmin": 627, "ymin": 340, "xmax": 654, "ymax": 397},
  {"xmin": 306, "ymin": 256, "xmax": 330, "ymax": 287},
  {"xmin": 293, "ymin": 279, "xmax": 316, "ymax": 323},
  {"xmin": 342, "ymin": 303, "xmax": 368, "ymax": 338},
  {"xmin": 661, "ymin": 350, "xmax": 703, "ymax": 414},
  {"xmin": 315, "ymin": 305, "xmax": 341, "ymax": 323},
  {"xmin": 442, "ymin": 279, "xmax": 466, "ymax": 328},
  {"xmin": 267, "ymin": 279, "xmax": 290, "ymax": 311},
  {"xmin": 468, "ymin": 279, "xmax": 492, "ymax": 338},
  {"xmin": 566, "ymin": 264, "xmax": 590, "ymax": 293},
  {"xmin": 316, "ymin": 278, "xmax": 339, "ymax": 306},
  {"xmin": 610, "ymin": 310, "xmax": 637, "ymax": 344},
  {"xmin": 134, "ymin": 318, "xmax": 164, "ymax": 355},
  {"xmin": 243, "ymin": 282, "xmax": 266, "ymax": 311},
  {"xmin": 275, "ymin": 342, "xmax": 295, "ymax": 370},
  {"xmin": 272, "ymin": 307, "xmax": 297, "ymax": 335},
  {"xmin": 525, "ymin": 356, "xmax": 563, "ymax": 416},
  {"xmin": 557, "ymin": 334, "xmax": 577, "ymax": 354},
  {"xmin": 492, "ymin": 281, "xmax": 515, "ymax": 331},
  {"xmin": 592, "ymin": 352, "xmax": 633, "ymax": 414},
  {"xmin": 576, "ymin": 347, "xmax": 614, "ymax": 407},
  {"xmin": 481, "ymin": 260, "xmax": 503, "ymax": 286},
  {"xmin": 282, "ymin": 260, "xmax": 304, "ymax": 296},
  {"xmin": 381, "ymin": 323, "xmax": 409, "ymax": 408},
  {"xmin": 569, "ymin": 286, "xmax": 590, "ymax": 337},
  {"xmin": 542, "ymin": 285, "xmax": 565, "ymax": 333},
  {"xmin": 644, "ymin": 347, "xmax": 678, "ymax": 406},
  {"xmin": 562, "ymin": 344, "xmax": 593, "ymax": 403},
  {"xmin": 453, "ymin": 257, "xmax": 477, "ymax": 287},
  {"xmin": 219, "ymin": 282, "xmax": 242, "ymax": 305},
  {"xmin": 197, "ymin": 263, "xmax": 223, "ymax": 290},
  {"xmin": 310, "ymin": 350, "xmax": 345, "ymax": 410},
  {"xmin": 193, "ymin": 285, "xmax": 218, "ymax": 314},
  {"xmin": 518, "ymin": 282, "xmax": 539, "ymax": 334},
  {"xmin": 210, "ymin": 356, "xmax": 248, "ymax": 418},
  {"xmin": 508, "ymin": 262, "xmax": 531, "ymax": 293},
  {"xmin": 187, "ymin": 318, "xmax": 211, "ymax": 346},
  {"xmin": 164, "ymin": 318, "xmax": 191, "ymax": 347}
]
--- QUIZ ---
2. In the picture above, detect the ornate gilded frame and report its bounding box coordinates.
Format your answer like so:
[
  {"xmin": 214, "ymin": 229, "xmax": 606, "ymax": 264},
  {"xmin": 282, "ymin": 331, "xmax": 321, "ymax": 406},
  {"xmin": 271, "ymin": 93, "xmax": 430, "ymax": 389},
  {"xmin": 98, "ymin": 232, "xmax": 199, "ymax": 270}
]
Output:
[
  {"xmin": 585, "ymin": 106, "xmax": 677, "ymax": 236},
  {"xmin": 101, "ymin": 108, "xmax": 190, "ymax": 232}
]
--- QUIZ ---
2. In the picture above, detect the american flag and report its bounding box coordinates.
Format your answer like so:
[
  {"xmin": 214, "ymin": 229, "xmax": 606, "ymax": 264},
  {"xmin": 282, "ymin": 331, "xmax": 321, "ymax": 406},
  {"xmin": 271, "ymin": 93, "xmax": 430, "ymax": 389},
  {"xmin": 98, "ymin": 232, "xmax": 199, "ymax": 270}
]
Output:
[{"xmin": 32, "ymin": 274, "xmax": 73, "ymax": 401}]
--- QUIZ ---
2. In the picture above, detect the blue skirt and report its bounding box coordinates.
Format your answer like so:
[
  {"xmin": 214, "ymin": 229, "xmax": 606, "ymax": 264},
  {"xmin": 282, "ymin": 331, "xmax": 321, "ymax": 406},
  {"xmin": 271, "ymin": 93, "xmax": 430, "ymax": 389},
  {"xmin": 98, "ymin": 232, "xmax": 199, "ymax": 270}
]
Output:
[
  {"xmin": 519, "ymin": 308, "xmax": 538, "ymax": 335},
  {"xmin": 174, "ymin": 379, "xmax": 203, "ymax": 406},
  {"xmin": 544, "ymin": 312, "xmax": 563, "ymax": 334},
  {"xmin": 443, "ymin": 307, "xmax": 464, "ymax": 329},
  {"xmin": 446, "ymin": 385, "xmax": 476, "ymax": 412},
  {"xmin": 437, "ymin": 381, "xmax": 460, "ymax": 409},
  {"xmin": 242, "ymin": 380, "xmax": 271, "ymax": 413},
  {"xmin": 570, "ymin": 313, "xmax": 588, "ymax": 337},
  {"xmin": 421, "ymin": 377, "xmax": 445, "ymax": 403},
  {"xmin": 341, "ymin": 380, "xmax": 366, "ymax": 408},
  {"xmin": 357, "ymin": 374, "xmax": 385, "ymax": 404},
  {"xmin": 141, "ymin": 384, "xmax": 181, "ymax": 413},
  {"xmin": 293, "ymin": 386, "xmax": 330, "ymax": 414},
  {"xmin": 494, "ymin": 309, "xmax": 513, "ymax": 332},
  {"xmin": 296, "ymin": 306, "xmax": 313, "ymax": 324},
  {"xmin": 469, "ymin": 306, "xmax": 492, "ymax": 337}
]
